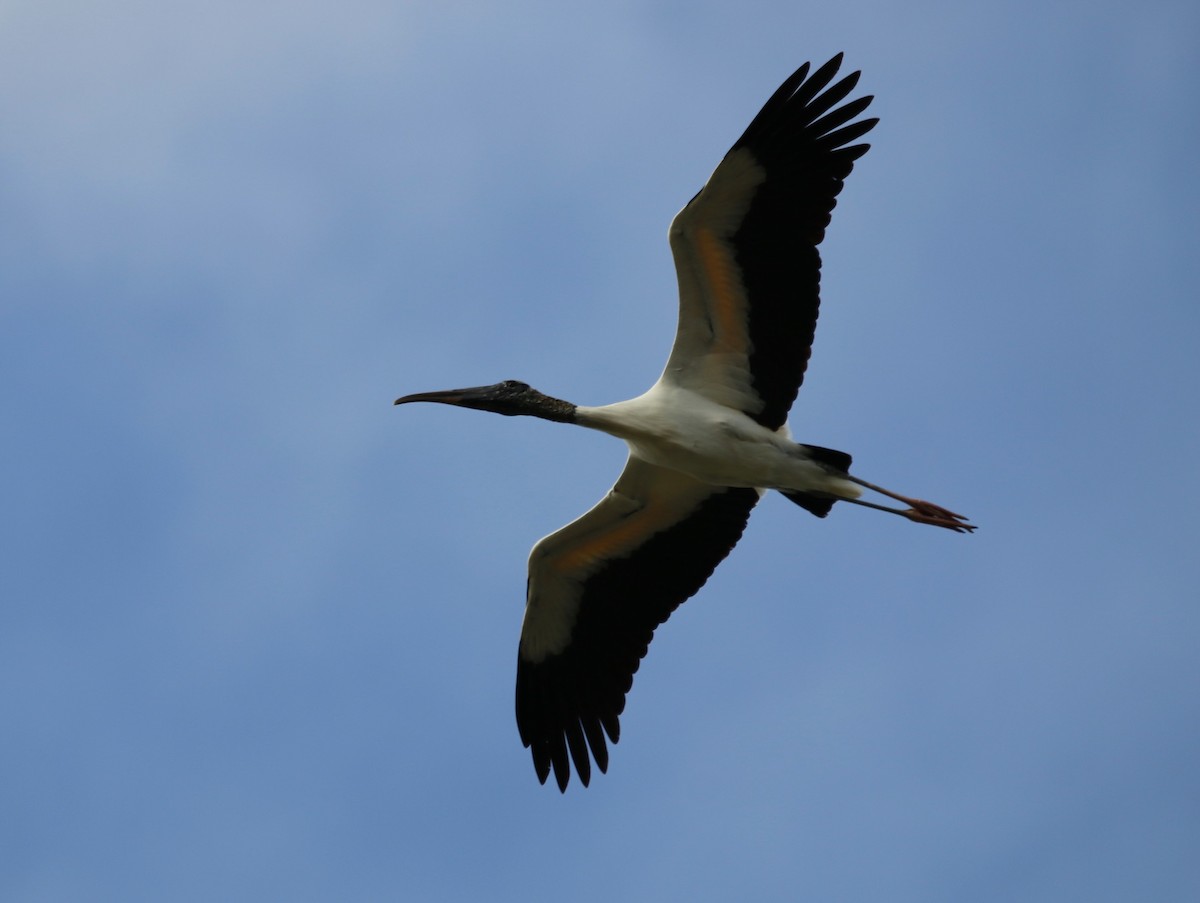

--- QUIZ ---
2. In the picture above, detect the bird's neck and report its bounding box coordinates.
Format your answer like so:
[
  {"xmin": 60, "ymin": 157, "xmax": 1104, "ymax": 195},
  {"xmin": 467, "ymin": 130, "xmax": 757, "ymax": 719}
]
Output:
[{"xmin": 525, "ymin": 392, "xmax": 577, "ymax": 424}]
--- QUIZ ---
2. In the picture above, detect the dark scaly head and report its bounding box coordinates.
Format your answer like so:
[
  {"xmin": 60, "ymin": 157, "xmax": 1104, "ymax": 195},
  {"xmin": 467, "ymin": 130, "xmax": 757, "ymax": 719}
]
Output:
[{"xmin": 394, "ymin": 380, "xmax": 576, "ymax": 423}]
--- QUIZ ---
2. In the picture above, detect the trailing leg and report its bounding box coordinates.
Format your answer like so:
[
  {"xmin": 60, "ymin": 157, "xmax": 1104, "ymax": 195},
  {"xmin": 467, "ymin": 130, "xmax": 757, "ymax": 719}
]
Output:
[{"xmin": 843, "ymin": 475, "xmax": 975, "ymax": 533}]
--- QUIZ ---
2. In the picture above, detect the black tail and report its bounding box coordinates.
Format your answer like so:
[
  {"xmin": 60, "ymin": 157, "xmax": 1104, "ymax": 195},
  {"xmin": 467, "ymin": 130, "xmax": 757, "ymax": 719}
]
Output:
[
  {"xmin": 779, "ymin": 444, "xmax": 853, "ymax": 519},
  {"xmin": 780, "ymin": 490, "xmax": 837, "ymax": 518}
]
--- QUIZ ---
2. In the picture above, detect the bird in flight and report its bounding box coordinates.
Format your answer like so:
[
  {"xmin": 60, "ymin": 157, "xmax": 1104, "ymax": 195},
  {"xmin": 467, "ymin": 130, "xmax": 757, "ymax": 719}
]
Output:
[{"xmin": 396, "ymin": 54, "xmax": 973, "ymax": 791}]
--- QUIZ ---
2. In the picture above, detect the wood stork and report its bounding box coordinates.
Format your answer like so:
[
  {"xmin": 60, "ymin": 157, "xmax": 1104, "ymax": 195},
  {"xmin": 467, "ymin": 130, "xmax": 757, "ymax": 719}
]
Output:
[{"xmin": 395, "ymin": 54, "xmax": 974, "ymax": 792}]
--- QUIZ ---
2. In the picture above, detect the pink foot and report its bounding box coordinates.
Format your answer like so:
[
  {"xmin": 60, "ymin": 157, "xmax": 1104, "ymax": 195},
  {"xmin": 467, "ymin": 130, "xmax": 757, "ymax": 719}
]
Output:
[{"xmin": 900, "ymin": 499, "xmax": 976, "ymax": 533}]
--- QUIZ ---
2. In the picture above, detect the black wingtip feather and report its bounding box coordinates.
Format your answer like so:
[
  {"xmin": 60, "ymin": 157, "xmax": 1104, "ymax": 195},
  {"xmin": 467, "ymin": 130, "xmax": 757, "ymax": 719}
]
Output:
[
  {"xmin": 601, "ymin": 712, "xmax": 621, "ymax": 744},
  {"xmin": 787, "ymin": 54, "xmax": 847, "ymax": 110},
  {"xmin": 549, "ymin": 737, "xmax": 569, "ymax": 792},
  {"xmin": 835, "ymin": 141, "xmax": 874, "ymax": 164},
  {"xmin": 798, "ymin": 70, "xmax": 862, "ymax": 126},
  {"xmin": 809, "ymin": 94, "xmax": 874, "ymax": 137},
  {"xmin": 533, "ymin": 749, "xmax": 551, "ymax": 785},
  {"xmin": 582, "ymin": 718, "xmax": 610, "ymax": 774},
  {"xmin": 816, "ymin": 117, "xmax": 878, "ymax": 153},
  {"xmin": 565, "ymin": 719, "xmax": 592, "ymax": 788}
]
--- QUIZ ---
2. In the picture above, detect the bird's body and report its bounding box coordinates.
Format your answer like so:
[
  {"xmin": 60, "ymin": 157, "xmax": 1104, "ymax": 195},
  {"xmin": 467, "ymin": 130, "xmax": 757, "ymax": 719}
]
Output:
[
  {"xmin": 577, "ymin": 390, "xmax": 858, "ymax": 498},
  {"xmin": 396, "ymin": 54, "xmax": 973, "ymax": 792}
]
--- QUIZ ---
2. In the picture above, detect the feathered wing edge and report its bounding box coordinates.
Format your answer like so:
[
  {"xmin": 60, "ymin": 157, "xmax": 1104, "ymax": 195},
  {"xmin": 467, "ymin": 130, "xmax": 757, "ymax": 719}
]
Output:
[
  {"xmin": 664, "ymin": 55, "xmax": 878, "ymax": 429},
  {"xmin": 516, "ymin": 460, "xmax": 760, "ymax": 791}
]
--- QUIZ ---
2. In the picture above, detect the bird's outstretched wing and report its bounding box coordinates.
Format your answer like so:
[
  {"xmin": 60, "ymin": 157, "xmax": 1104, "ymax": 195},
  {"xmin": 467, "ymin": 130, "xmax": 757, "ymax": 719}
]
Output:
[
  {"xmin": 662, "ymin": 54, "xmax": 877, "ymax": 429},
  {"xmin": 516, "ymin": 457, "xmax": 760, "ymax": 791}
]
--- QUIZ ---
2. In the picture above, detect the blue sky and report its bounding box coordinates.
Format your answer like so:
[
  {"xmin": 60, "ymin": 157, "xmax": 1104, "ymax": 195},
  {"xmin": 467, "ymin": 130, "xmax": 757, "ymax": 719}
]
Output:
[{"xmin": 3, "ymin": 1, "xmax": 1198, "ymax": 900}]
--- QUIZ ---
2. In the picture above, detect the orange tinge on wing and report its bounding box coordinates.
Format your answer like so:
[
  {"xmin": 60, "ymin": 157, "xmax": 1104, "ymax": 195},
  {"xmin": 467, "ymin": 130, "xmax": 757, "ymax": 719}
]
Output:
[
  {"xmin": 695, "ymin": 229, "xmax": 748, "ymax": 355},
  {"xmin": 551, "ymin": 500, "xmax": 677, "ymax": 576}
]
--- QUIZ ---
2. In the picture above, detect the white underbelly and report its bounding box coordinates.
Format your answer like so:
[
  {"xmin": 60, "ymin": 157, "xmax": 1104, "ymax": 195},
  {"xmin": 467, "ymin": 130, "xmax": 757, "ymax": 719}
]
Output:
[
  {"xmin": 625, "ymin": 429, "xmax": 857, "ymax": 498},
  {"xmin": 577, "ymin": 388, "xmax": 861, "ymax": 499}
]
